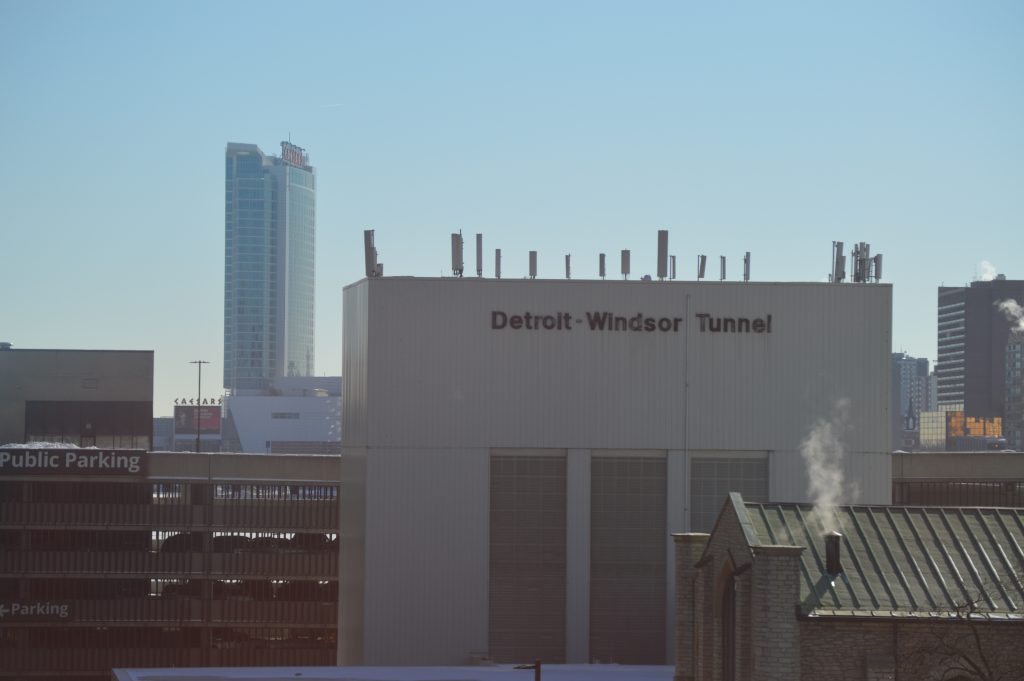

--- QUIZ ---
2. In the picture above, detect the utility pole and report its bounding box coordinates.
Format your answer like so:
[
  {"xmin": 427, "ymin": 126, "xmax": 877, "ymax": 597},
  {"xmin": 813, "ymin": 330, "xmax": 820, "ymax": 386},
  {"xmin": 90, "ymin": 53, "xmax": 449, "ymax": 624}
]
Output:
[{"xmin": 190, "ymin": 360, "xmax": 209, "ymax": 453}]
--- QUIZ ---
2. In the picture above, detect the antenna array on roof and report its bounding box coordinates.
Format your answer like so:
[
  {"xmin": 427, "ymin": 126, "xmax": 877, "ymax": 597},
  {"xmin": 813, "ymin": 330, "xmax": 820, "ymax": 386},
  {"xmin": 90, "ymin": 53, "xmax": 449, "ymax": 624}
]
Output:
[
  {"xmin": 451, "ymin": 232, "xmax": 464, "ymax": 277},
  {"xmin": 357, "ymin": 229, "xmax": 886, "ymax": 284},
  {"xmin": 363, "ymin": 229, "xmax": 382, "ymax": 277},
  {"xmin": 832, "ymin": 241, "xmax": 883, "ymax": 283}
]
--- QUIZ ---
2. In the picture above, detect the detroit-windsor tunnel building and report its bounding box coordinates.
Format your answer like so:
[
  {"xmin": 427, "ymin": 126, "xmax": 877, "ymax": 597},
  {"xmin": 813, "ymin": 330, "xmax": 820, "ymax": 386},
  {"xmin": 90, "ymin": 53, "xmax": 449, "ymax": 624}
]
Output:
[{"xmin": 340, "ymin": 275, "xmax": 893, "ymax": 666}]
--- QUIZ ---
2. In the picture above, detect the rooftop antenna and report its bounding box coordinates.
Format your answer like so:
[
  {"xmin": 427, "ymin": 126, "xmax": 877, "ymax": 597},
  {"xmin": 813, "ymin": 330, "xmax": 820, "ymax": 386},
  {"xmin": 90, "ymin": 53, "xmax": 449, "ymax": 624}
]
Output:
[
  {"xmin": 657, "ymin": 230, "xmax": 669, "ymax": 281},
  {"xmin": 529, "ymin": 251, "xmax": 537, "ymax": 279},
  {"xmin": 475, "ymin": 233, "xmax": 483, "ymax": 277},
  {"xmin": 451, "ymin": 232, "xmax": 464, "ymax": 277},
  {"xmin": 743, "ymin": 251, "xmax": 751, "ymax": 282},
  {"xmin": 697, "ymin": 255, "xmax": 707, "ymax": 280},
  {"xmin": 851, "ymin": 242, "xmax": 871, "ymax": 283},
  {"xmin": 621, "ymin": 250, "xmax": 631, "ymax": 280},
  {"xmin": 495, "ymin": 249, "xmax": 502, "ymax": 279},
  {"xmin": 670, "ymin": 255, "xmax": 677, "ymax": 280},
  {"xmin": 719, "ymin": 256, "xmax": 726, "ymax": 281},
  {"xmin": 832, "ymin": 241, "xmax": 846, "ymax": 283},
  {"xmin": 363, "ymin": 229, "xmax": 381, "ymax": 277},
  {"xmin": 565, "ymin": 254, "xmax": 571, "ymax": 279},
  {"xmin": 872, "ymin": 253, "xmax": 883, "ymax": 282},
  {"xmin": 599, "ymin": 253, "xmax": 606, "ymax": 280}
]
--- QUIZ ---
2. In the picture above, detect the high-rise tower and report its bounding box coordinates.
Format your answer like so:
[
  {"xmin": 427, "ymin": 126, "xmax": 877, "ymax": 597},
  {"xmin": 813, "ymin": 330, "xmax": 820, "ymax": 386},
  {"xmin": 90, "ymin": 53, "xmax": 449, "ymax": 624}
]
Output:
[
  {"xmin": 936, "ymin": 276, "xmax": 1024, "ymax": 417},
  {"xmin": 224, "ymin": 141, "xmax": 316, "ymax": 394},
  {"xmin": 891, "ymin": 352, "xmax": 930, "ymax": 448}
]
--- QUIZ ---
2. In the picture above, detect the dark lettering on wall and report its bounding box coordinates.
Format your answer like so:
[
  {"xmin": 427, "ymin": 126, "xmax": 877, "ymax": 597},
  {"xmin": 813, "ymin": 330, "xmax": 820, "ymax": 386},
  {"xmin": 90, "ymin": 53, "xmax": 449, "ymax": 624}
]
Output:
[
  {"xmin": 491, "ymin": 310, "xmax": 770, "ymax": 335},
  {"xmin": 695, "ymin": 313, "xmax": 772, "ymax": 333}
]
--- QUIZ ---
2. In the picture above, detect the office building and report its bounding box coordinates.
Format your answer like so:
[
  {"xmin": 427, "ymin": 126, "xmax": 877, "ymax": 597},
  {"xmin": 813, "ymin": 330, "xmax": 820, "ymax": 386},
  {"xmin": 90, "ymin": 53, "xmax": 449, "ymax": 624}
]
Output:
[
  {"xmin": 340, "ymin": 276, "xmax": 892, "ymax": 666},
  {"xmin": 936, "ymin": 276, "xmax": 1024, "ymax": 417},
  {"xmin": 891, "ymin": 352, "xmax": 930, "ymax": 449},
  {"xmin": 0, "ymin": 346, "xmax": 152, "ymax": 448},
  {"xmin": 0, "ymin": 450, "xmax": 339, "ymax": 681},
  {"xmin": 224, "ymin": 141, "xmax": 316, "ymax": 394},
  {"xmin": 1006, "ymin": 331, "xmax": 1024, "ymax": 451},
  {"xmin": 918, "ymin": 409, "xmax": 1003, "ymax": 451}
]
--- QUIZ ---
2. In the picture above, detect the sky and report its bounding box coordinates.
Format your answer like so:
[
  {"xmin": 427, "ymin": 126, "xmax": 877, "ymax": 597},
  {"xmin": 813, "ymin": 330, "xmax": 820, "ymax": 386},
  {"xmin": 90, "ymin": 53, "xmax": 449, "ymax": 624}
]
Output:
[{"xmin": 1, "ymin": 1, "xmax": 1021, "ymax": 415}]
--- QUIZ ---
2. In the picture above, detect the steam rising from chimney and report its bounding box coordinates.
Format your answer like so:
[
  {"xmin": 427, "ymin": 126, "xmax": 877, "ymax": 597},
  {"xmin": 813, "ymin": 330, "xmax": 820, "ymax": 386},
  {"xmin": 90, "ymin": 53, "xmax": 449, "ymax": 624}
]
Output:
[
  {"xmin": 978, "ymin": 260, "xmax": 998, "ymax": 282},
  {"xmin": 996, "ymin": 298, "xmax": 1024, "ymax": 333},
  {"xmin": 800, "ymin": 398, "xmax": 857, "ymax": 532}
]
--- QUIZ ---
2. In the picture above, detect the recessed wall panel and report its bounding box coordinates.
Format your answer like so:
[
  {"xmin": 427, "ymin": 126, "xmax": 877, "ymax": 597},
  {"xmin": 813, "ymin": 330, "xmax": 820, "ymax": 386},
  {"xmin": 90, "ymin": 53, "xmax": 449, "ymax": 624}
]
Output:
[
  {"xmin": 589, "ymin": 454, "xmax": 666, "ymax": 664},
  {"xmin": 489, "ymin": 451, "xmax": 566, "ymax": 663}
]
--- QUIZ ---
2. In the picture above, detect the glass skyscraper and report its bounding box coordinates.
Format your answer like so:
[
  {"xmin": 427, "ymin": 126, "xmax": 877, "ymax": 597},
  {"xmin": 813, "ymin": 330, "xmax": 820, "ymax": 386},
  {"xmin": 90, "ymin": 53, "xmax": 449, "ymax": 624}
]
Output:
[{"xmin": 224, "ymin": 141, "xmax": 316, "ymax": 393}]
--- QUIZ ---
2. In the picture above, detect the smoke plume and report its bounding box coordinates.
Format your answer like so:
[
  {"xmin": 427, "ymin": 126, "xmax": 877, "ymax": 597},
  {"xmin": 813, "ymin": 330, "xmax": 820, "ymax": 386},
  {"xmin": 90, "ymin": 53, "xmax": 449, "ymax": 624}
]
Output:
[
  {"xmin": 996, "ymin": 298, "xmax": 1024, "ymax": 333},
  {"xmin": 800, "ymin": 398, "xmax": 856, "ymax": 532},
  {"xmin": 978, "ymin": 260, "xmax": 998, "ymax": 282}
]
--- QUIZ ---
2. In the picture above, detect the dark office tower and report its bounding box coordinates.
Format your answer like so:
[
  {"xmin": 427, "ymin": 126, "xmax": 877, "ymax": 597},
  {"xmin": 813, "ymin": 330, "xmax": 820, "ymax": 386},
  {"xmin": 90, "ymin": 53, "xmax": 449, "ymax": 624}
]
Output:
[
  {"xmin": 1007, "ymin": 332, "xmax": 1024, "ymax": 451},
  {"xmin": 224, "ymin": 142, "xmax": 316, "ymax": 394},
  {"xmin": 936, "ymin": 276, "xmax": 1024, "ymax": 418}
]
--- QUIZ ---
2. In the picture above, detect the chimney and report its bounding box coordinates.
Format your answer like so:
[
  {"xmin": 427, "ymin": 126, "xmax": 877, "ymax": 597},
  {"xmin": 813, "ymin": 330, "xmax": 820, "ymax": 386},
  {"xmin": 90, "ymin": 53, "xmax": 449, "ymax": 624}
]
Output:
[{"xmin": 825, "ymin": 531, "xmax": 843, "ymax": 575}]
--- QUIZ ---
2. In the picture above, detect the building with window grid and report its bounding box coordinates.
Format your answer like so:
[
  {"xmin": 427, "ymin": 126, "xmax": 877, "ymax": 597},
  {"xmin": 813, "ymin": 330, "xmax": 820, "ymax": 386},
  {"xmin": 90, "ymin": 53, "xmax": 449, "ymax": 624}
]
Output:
[
  {"xmin": 1006, "ymin": 331, "xmax": 1024, "ymax": 451},
  {"xmin": 224, "ymin": 141, "xmax": 316, "ymax": 394},
  {"xmin": 936, "ymin": 276, "xmax": 1024, "ymax": 417},
  {"xmin": 890, "ymin": 352, "xmax": 931, "ymax": 449},
  {"xmin": 0, "ymin": 451, "xmax": 339, "ymax": 681},
  {"xmin": 340, "ymin": 276, "xmax": 893, "ymax": 667}
]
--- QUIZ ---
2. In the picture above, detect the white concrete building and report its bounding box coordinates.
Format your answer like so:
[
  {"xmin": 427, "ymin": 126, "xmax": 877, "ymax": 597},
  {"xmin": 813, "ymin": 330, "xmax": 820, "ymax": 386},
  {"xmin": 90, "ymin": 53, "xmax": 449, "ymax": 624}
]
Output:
[
  {"xmin": 340, "ymin": 277, "xmax": 892, "ymax": 667},
  {"xmin": 221, "ymin": 376, "xmax": 341, "ymax": 454}
]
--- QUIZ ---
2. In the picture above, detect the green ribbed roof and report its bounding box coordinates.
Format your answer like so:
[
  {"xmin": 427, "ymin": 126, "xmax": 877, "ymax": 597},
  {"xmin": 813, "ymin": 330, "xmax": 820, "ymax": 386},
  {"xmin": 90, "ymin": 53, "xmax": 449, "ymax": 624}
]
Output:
[{"xmin": 741, "ymin": 498, "xmax": 1024, "ymax": 619}]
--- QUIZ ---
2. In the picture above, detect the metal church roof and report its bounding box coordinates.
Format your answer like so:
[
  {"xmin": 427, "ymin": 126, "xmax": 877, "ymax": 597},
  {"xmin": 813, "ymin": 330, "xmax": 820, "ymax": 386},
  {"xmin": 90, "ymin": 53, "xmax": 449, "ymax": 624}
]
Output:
[{"xmin": 735, "ymin": 495, "xmax": 1024, "ymax": 620}]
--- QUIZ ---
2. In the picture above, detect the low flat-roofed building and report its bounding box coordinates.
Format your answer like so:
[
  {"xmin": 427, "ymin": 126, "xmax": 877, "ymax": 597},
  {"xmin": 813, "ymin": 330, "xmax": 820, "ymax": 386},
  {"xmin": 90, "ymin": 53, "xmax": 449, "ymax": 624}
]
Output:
[
  {"xmin": 0, "ymin": 347, "xmax": 153, "ymax": 449},
  {"xmin": 112, "ymin": 665, "xmax": 674, "ymax": 681},
  {"xmin": 0, "ymin": 450, "xmax": 340, "ymax": 681},
  {"xmin": 892, "ymin": 450, "xmax": 1024, "ymax": 506}
]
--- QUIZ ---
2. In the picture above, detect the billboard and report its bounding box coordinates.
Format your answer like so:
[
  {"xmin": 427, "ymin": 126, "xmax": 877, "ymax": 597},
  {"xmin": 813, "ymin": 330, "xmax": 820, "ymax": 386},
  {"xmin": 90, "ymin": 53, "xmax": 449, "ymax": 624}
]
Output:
[{"xmin": 174, "ymin": 405, "xmax": 222, "ymax": 435}]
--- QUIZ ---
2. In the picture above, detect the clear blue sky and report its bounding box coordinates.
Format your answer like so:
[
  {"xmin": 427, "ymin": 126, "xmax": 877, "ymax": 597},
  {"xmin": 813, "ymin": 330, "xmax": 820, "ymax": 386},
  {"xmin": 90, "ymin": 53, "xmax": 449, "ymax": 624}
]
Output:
[{"xmin": 2, "ymin": 1, "xmax": 1021, "ymax": 415}]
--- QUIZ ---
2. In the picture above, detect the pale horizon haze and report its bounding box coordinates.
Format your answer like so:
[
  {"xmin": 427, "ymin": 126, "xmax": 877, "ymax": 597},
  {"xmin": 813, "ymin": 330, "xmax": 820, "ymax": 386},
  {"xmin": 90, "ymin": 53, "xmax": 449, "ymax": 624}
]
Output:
[{"xmin": 2, "ymin": 1, "xmax": 1021, "ymax": 415}]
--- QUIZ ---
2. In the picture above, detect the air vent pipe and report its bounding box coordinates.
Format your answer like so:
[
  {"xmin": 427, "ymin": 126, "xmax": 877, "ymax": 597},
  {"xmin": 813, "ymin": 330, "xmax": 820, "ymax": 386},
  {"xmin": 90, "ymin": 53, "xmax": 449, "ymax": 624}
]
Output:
[{"xmin": 825, "ymin": 530, "xmax": 843, "ymax": 575}]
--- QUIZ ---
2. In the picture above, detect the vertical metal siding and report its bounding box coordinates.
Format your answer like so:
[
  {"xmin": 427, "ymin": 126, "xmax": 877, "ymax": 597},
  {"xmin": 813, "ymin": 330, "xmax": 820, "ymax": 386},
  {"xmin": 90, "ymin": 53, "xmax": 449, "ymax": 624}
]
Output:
[
  {"xmin": 363, "ymin": 447, "xmax": 489, "ymax": 665},
  {"xmin": 344, "ymin": 277, "xmax": 894, "ymax": 665},
  {"xmin": 362, "ymin": 278, "xmax": 891, "ymax": 458},
  {"xmin": 341, "ymin": 282, "xmax": 369, "ymax": 448},
  {"xmin": 565, "ymin": 448, "xmax": 592, "ymax": 663}
]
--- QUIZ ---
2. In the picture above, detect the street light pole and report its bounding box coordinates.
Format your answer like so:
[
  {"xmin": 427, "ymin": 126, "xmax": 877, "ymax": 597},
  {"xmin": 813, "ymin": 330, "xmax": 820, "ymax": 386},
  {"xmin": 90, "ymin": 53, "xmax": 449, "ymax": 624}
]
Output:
[{"xmin": 190, "ymin": 360, "xmax": 209, "ymax": 453}]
